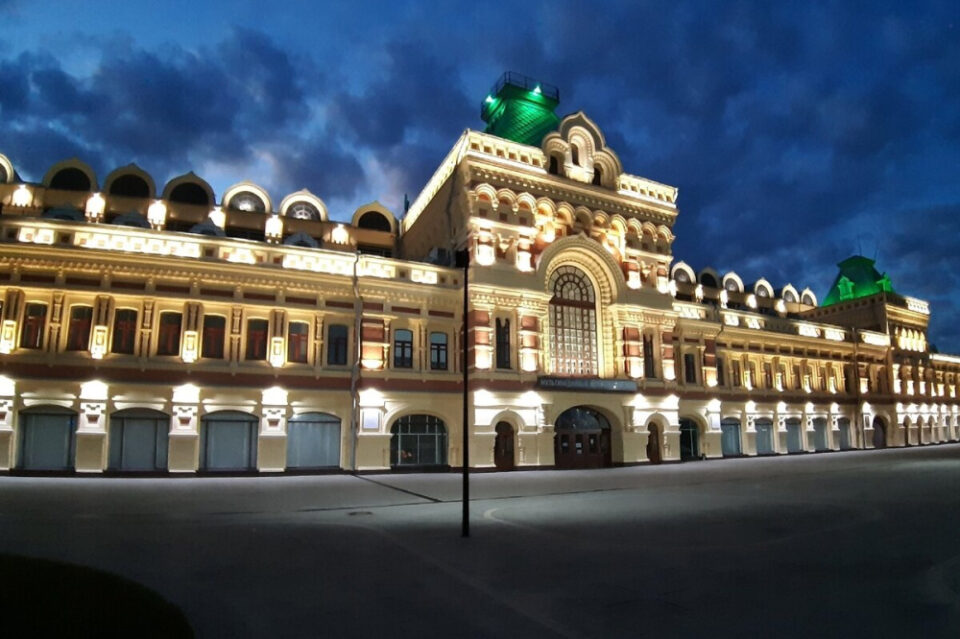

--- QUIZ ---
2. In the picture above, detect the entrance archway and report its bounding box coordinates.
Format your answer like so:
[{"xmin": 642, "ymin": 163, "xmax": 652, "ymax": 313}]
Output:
[
  {"xmin": 785, "ymin": 418, "xmax": 803, "ymax": 453},
  {"xmin": 679, "ymin": 418, "xmax": 701, "ymax": 461},
  {"xmin": 838, "ymin": 417, "xmax": 852, "ymax": 450},
  {"xmin": 646, "ymin": 422, "xmax": 662, "ymax": 465},
  {"xmin": 108, "ymin": 408, "xmax": 169, "ymax": 472},
  {"xmin": 553, "ymin": 406, "xmax": 612, "ymax": 469},
  {"xmin": 494, "ymin": 421, "xmax": 515, "ymax": 470},
  {"xmin": 287, "ymin": 412, "xmax": 340, "ymax": 469},
  {"xmin": 18, "ymin": 406, "xmax": 77, "ymax": 471},
  {"xmin": 720, "ymin": 418, "xmax": 742, "ymax": 457},
  {"xmin": 755, "ymin": 418, "xmax": 775, "ymax": 455},
  {"xmin": 872, "ymin": 416, "xmax": 887, "ymax": 449},
  {"xmin": 200, "ymin": 411, "xmax": 258, "ymax": 471},
  {"xmin": 813, "ymin": 417, "xmax": 829, "ymax": 451}
]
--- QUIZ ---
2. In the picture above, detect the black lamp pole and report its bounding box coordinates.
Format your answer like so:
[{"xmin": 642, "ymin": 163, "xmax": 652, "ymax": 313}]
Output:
[{"xmin": 461, "ymin": 247, "xmax": 470, "ymax": 538}]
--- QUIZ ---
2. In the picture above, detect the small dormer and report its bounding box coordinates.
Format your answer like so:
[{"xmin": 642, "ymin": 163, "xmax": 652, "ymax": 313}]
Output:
[{"xmin": 542, "ymin": 112, "xmax": 622, "ymax": 189}]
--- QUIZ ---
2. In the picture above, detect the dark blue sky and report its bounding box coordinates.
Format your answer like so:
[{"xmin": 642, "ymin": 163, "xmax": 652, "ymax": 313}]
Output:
[{"xmin": 1, "ymin": 1, "xmax": 958, "ymax": 349}]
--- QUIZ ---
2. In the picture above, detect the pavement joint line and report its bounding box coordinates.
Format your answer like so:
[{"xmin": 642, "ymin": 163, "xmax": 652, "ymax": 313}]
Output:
[{"xmin": 350, "ymin": 473, "xmax": 444, "ymax": 503}]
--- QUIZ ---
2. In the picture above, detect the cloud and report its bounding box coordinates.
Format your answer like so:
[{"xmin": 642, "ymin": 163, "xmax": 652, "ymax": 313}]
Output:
[{"xmin": 0, "ymin": 2, "xmax": 957, "ymax": 349}]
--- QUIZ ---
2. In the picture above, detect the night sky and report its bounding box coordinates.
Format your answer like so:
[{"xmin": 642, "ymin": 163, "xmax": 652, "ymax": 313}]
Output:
[{"xmin": 1, "ymin": 2, "xmax": 957, "ymax": 349}]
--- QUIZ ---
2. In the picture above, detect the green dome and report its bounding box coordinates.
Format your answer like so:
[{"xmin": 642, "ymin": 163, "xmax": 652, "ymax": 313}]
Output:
[{"xmin": 822, "ymin": 255, "xmax": 895, "ymax": 306}]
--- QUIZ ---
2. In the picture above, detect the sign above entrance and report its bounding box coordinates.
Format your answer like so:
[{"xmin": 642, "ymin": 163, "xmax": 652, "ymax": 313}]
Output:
[{"xmin": 537, "ymin": 376, "xmax": 638, "ymax": 393}]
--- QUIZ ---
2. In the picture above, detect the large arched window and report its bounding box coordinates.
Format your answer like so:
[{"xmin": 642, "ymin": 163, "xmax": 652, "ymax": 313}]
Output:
[
  {"xmin": 550, "ymin": 266, "xmax": 598, "ymax": 376},
  {"xmin": 390, "ymin": 414, "xmax": 447, "ymax": 467}
]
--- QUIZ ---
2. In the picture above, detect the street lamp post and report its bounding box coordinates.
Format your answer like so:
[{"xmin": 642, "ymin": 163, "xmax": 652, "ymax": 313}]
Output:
[{"xmin": 460, "ymin": 248, "xmax": 470, "ymax": 538}]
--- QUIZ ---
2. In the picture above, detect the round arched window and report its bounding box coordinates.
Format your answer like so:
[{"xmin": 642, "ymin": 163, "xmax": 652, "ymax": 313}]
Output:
[
  {"xmin": 675, "ymin": 270, "xmax": 691, "ymax": 283},
  {"xmin": 357, "ymin": 211, "xmax": 391, "ymax": 231},
  {"xmin": 228, "ymin": 192, "xmax": 266, "ymax": 213},
  {"xmin": 783, "ymin": 290, "xmax": 797, "ymax": 303},
  {"xmin": 287, "ymin": 201, "xmax": 320, "ymax": 221}
]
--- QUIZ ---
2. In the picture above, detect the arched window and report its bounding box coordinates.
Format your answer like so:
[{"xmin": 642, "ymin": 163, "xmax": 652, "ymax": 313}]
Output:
[
  {"xmin": 548, "ymin": 154, "xmax": 560, "ymax": 175},
  {"xmin": 50, "ymin": 168, "xmax": 91, "ymax": 192},
  {"xmin": 287, "ymin": 201, "xmax": 320, "ymax": 221},
  {"xmin": 390, "ymin": 414, "xmax": 447, "ymax": 467},
  {"xmin": 550, "ymin": 266, "xmax": 598, "ymax": 376},
  {"xmin": 169, "ymin": 183, "xmax": 210, "ymax": 206},
  {"xmin": 108, "ymin": 174, "xmax": 150, "ymax": 199},
  {"xmin": 357, "ymin": 211, "xmax": 391, "ymax": 231},
  {"xmin": 570, "ymin": 144, "xmax": 580, "ymax": 166},
  {"xmin": 592, "ymin": 164, "xmax": 602, "ymax": 186},
  {"xmin": 227, "ymin": 191, "xmax": 266, "ymax": 213}
]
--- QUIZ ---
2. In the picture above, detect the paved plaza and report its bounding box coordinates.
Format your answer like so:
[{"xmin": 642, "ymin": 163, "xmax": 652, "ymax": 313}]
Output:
[{"xmin": 2, "ymin": 446, "xmax": 959, "ymax": 637}]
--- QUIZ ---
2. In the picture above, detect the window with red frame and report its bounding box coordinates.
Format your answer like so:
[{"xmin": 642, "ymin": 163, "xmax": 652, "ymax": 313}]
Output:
[
  {"xmin": 202, "ymin": 315, "xmax": 226, "ymax": 359},
  {"xmin": 66, "ymin": 306, "xmax": 93, "ymax": 351},
  {"xmin": 20, "ymin": 303, "xmax": 47, "ymax": 350},
  {"xmin": 157, "ymin": 312, "xmax": 182, "ymax": 356},
  {"xmin": 287, "ymin": 321, "xmax": 309, "ymax": 363},
  {"xmin": 246, "ymin": 319, "xmax": 268, "ymax": 360},
  {"xmin": 112, "ymin": 309, "xmax": 137, "ymax": 354}
]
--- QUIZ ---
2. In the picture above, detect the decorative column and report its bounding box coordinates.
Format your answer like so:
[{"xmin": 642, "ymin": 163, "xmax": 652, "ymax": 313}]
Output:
[
  {"xmin": 169, "ymin": 384, "xmax": 200, "ymax": 471},
  {"xmin": 76, "ymin": 380, "xmax": 108, "ymax": 472},
  {"xmin": 0, "ymin": 376, "xmax": 15, "ymax": 469},
  {"xmin": 258, "ymin": 386, "xmax": 288, "ymax": 472}
]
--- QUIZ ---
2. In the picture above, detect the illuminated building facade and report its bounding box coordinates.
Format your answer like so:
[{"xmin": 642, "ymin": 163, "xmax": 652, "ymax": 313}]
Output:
[{"xmin": 0, "ymin": 73, "xmax": 957, "ymax": 474}]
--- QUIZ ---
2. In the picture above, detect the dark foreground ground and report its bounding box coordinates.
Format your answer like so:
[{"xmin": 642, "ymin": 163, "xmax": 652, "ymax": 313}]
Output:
[{"xmin": 1, "ymin": 445, "xmax": 959, "ymax": 638}]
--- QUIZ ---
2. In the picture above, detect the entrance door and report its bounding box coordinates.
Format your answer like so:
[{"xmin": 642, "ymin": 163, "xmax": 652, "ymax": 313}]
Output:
[
  {"xmin": 108, "ymin": 409, "xmax": 169, "ymax": 471},
  {"xmin": 679, "ymin": 418, "xmax": 700, "ymax": 461},
  {"xmin": 494, "ymin": 422, "xmax": 515, "ymax": 470},
  {"xmin": 200, "ymin": 411, "xmax": 258, "ymax": 471},
  {"xmin": 720, "ymin": 418, "xmax": 742, "ymax": 457},
  {"xmin": 18, "ymin": 407, "xmax": 77, "ymax": 471},
  {"xmin": 813, "ymin": 418, "xmax": 828, "ymax": 451},
  {"xmin": 287, "ymin": 412, "xmax": 341, "ymax": 469},
  {"xmin": 756, "ymin": 419, "xmax": 775, "ymax": 455},
  {"xmin": 553, "ymin": 407, "xmax": 612, "ymax": 470},
  {"xmin": 872, "ymin": 416, "xmax": 887, "ymax": 449},
  {"xmin": 786, "ymin": 419, "xmax": 803, "ymax": 453},
  {"xmin": 646, "ymin": 425, "xmax": 662, "ymax": 465},
  {"xmin": 838, "ymin": 418, "xmax": 851, "ymax": 450}
]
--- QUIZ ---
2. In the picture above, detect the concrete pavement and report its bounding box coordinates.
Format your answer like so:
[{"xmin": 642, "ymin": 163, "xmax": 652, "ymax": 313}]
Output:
[{"xmin": 1, "ymin": 446, "xmax": 959, "ymax": 637}]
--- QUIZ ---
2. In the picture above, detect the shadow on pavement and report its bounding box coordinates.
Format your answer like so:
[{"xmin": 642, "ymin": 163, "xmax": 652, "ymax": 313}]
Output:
[{"xmin": 0, "ymin": 553, "xmax": 192, "ymax": 638}]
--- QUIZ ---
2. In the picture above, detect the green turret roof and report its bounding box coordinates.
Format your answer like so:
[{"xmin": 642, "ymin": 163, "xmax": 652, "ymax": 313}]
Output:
[
  {"xmin": 822, "ymin": 255, "xmax": 895, "ymax": 306},
  {"xmin": 481, "ymin": 72, "xmax": 560, "ymax": 146}
]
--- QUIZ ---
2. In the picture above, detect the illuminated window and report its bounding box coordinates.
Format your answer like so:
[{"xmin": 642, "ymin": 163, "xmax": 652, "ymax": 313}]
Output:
[
  {"xmin": 20, "ymin": 303, "xmax": 47, "ymax": 350},
  {"xmin": 202, "ymin": 315, "xmax": 226, "ymax": 359},
  {"xmin": 683, "ymin": 353, "xmax": 697, "ymax": 384},
  {"xmin": 496, "ymin": 318, "xmax": 511, "ymax": 369},
  {"xmin": 393, "ymin": 329, "xmax": 413, "ymax": 369},
  {"xmin": 390, "ymin": 414, "xmax": 447, "ymax": 467},
  {"xmin": 288, "ymin": 201, "xmax": 320, "ymax": 220},
  {"xmin": 65, "ymin": 306, "xmax": 93, "ymax": 351},
  {"xmin": 112, "ymin": 309, "xmax": 138, "ymax": 354},
  {"xmin": 430, "ymin": 332, "xmax": 448, "ymax": 371},
  {"xmin": 643, "ymin": 334, "xmax": 656, "ymax": 379},
  {"xmin": 246, "ymin": 319, "xmax": 268, "ymax": 361},
  {"xmin": 157, "ymin": 313, "xmax": 182, "ymax": 356},
  {"xmin": 287, "ymin": 321, "xmax": 309, "ymax": 364},
  {"xmin": 731, "ymin": 360, "xmax": 742, "ymax": 387},
  {"xmin": 327, "ymin": 324, "xmax": 348, "ymax": 366},
  {"xmin": 550, "ymin": 266, "xmax": 597, "ymax": 377}
]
